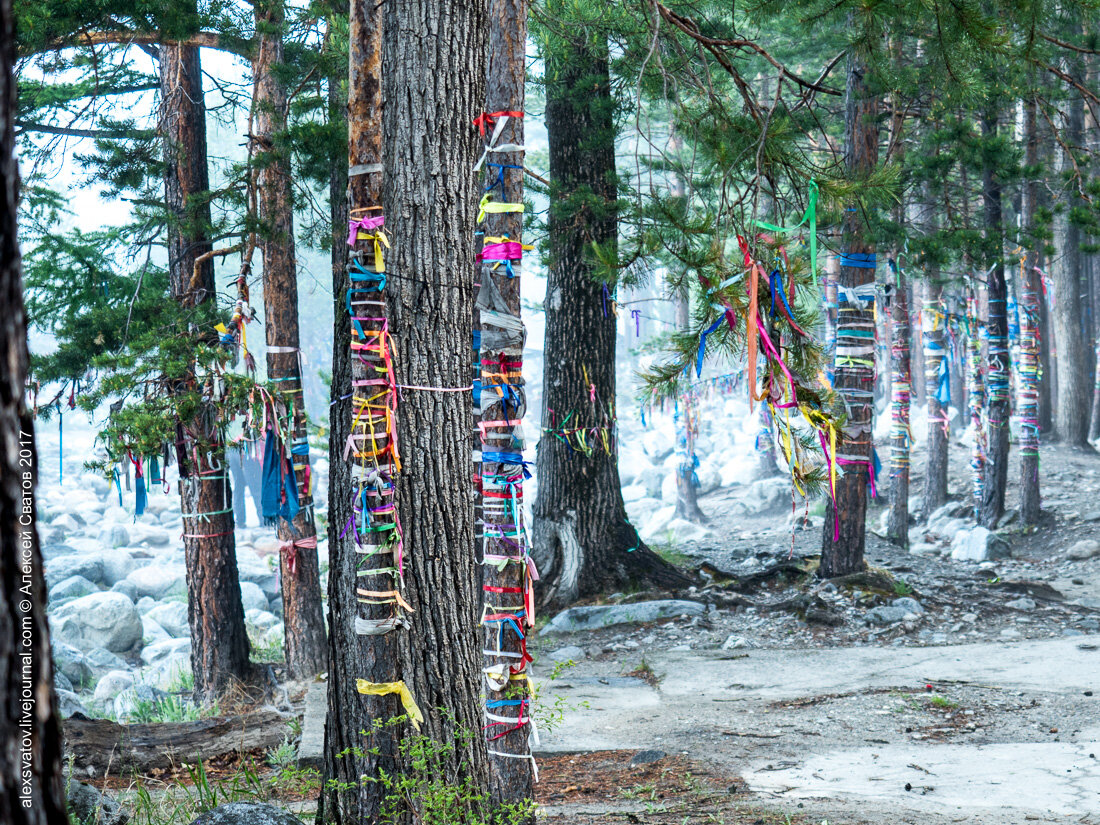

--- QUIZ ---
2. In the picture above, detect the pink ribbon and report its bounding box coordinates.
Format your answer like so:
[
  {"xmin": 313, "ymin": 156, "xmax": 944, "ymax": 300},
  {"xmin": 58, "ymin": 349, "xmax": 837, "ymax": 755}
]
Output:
[
  {"xmin": 478, "ymin": 241, "xmax": 524, "ymax": 261},
  {"xmin": 280, "ymin": 535, "xmax": 318, "ymax": 576},
  {"xmin": 347, "ymin": 214, "xmax": 385, "ymax": 247}
]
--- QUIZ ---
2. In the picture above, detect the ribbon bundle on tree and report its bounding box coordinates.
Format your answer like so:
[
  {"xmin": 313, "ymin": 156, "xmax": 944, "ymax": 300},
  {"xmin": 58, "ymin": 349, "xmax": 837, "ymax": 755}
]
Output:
[
  {"xmin": 474, "ymin": 107, "xmax": 538, "ymax": 782},
  {"xmin": 342, "ymin": 207, "xmax": 415, "ymax": 652},
  {"xmin": 966, "ymin": 290, "xmax": 986, "ymax": 520}
]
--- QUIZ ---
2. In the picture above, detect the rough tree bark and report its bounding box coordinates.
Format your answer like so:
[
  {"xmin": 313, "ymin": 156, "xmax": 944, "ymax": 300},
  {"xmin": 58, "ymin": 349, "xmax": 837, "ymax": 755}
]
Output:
[
  {"xmin": 820, "ymin": 43, "xmax": 879, "ymax": 577},
  {"xmin": 0, "ymin": 0, "xmax": 68, "ymax": 813},
  {"xmin": 381, "ymin": 0, "xmax": 492, "ymax": 809},
  {"xmin": 319, "ymin": 0, "xmax": 400, "ymax": 819},
  {"xmin": 1019, "ymin": 94, "xmax": 1042, "ymax": 524},
  {"xmin": 922, "ymin": 279, "xmax": 949, "ymax": 515},
  {"xmin": 477, "ymin": 0, "xmax": 536, "ymax": 807},
  {"xmin": 160, "ymin": 32, "xmax": 253, "ymax": 701},
  {"xmin": 253, "ymin": 0, "xmax": 326, "ymax": 679},
  {"xmin": 532, "ymin": 18, "xmax": 691, "ymax": 610},
  {"xmin": 1052, "ymin": 81, "xmax": 1091, "ymax": 447},
  {"xmin": 886, "ymin": 274, "xmax": 910, "ymax": 548}
]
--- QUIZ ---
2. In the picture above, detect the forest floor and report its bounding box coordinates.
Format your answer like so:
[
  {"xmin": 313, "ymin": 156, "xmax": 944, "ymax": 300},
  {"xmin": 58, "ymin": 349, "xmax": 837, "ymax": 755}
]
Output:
[{"xmin": 530, "ymin": 436, "xmax": 1100, "ymax": 824}]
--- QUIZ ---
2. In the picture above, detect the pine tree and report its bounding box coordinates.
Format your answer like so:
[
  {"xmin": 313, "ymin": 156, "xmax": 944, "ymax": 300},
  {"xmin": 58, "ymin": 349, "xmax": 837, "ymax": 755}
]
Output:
[
  {"xmin": 252, "ymin": 0, "xmax": 326, "ymax": 680},
  {"xmin": 533, "ymin": 5, "xmax": 691, "ymax": 609},
  {"xmin": 0, "ymin": 0, "xmax": 68, "ymax": 815}
]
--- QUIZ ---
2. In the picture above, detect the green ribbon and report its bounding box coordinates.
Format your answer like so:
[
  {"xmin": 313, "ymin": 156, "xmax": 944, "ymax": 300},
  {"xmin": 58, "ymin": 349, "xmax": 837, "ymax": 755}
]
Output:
[{"xmin": 756, "ymin": 179, "xmax": 818, "ymax": 289}]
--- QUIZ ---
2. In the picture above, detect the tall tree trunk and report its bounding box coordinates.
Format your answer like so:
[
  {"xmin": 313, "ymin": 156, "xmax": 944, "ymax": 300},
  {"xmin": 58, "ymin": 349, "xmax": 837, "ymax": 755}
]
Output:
[
  {"xmin": 1053, "ymin": 82, "xmax": 1091, "ymax": 446},
  {"xmin": 387, "ymin": 0, "xmax": 491, "ymax": 809},
  {"xmin": 320, "ymin": 0, "xmax": 401, "ymax": 819},
  {"xmin": 754, "ymin": 403, "xmax": 780, "ymax": 478},
  {"xmin": 253, "ymin": 0, "xmax": 327, "ymax": 680},
  {"xmin": 532, "ymin": 17, "xmax": 690, "ymax": 609},
  {"xmin": 887, "ymin": 269, "xmax": 910, "ymax": 547},
  {"xmin": 1019, "ymin": 94, "xmax": 1042, "ymax": 524},
  {"xmin": 821, "ymin": 43, "xmax": 879, "ymax": 577},
  {"xmin": 980, "ymin": 112, "xmax": 1009, "ymax": 527},
  {"xmin": 160, "ymin": 34, "xmax": 253, "ymax": 701},
  {"xmin": 0, "ymin": 0, "xmax": 68, "ymax": 812},
  {"xmin": 478, "ymin": 0, "xmax": 535, "ymax": 806},
  {"xmin": 922, "ymin": 280, "xmax": 949, "ymax": 515},
  {"xmin": 966, "ymin": 288, "xmax": 986, "ymax": 520}
]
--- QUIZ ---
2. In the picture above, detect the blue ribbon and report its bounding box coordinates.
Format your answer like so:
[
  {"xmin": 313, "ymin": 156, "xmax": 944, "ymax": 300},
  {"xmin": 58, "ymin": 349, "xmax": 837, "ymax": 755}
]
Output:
[{"xmin": 697, "ymin": 317, "xmax": 725, "ymax": 377}]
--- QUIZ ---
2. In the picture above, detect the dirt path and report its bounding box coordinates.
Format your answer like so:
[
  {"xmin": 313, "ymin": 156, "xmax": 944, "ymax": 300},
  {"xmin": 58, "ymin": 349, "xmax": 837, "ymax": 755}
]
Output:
[{"xmin": 534, "ymin": 634, "xmax": 1100, "ymax": 822}]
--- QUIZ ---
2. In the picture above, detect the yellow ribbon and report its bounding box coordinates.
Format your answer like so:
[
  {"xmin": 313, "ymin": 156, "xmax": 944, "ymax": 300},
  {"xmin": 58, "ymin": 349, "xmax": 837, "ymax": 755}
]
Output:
[
  {"xmin": 478, "ymin": 194, "xmax": 524, "ymax": 223},
  {"xmin": 355, "ymin": 229, "xmax": 391, "ymax": 273},
  {"xmin": 355, "ymin": 679, "xmax": 424, "ymax": 730}
]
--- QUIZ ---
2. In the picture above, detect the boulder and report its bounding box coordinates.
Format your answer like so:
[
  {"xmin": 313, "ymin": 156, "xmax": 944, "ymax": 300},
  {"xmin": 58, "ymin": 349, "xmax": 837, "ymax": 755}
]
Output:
[
  {"xmin": 189, "ymin": 803, "xmax": 305, "ymax": 825},
  {"xmin": 54, "ymin": 671, "xmax": 73, "ymax": 693},
  {"xmin": 239, "ymin": 581, "xmax": 269, "ymax": 613},
  {"xmin": 126, "ymin": 563, "xmax": 187, "ymax": 600},
  {"xmin": 142, "ymin": 652, "xmax": 193, "ymax": 692},
  {"xmin": 46, "ymin": 554, "xmax": 105, "ymax": 586},
  {"xmin": 110, "ymin": 580, "xmax": 138, "ymax": 602},
  {"xmin": 1066, "ymin": 539, "xmax": 1100, "ymax": 560},
  {"xmin": 621, "ymin": 484, "xmax": 647, "ymax": 504},
  {"xmin": 892, "ymin": 597, "xmax": 924, "ymax": 614},
  {"xmin": 1006, "ymin": 597, "xmax": 1036, "ymax": 611},
  {"xmin": 142, "ymin": 616, "xmax": 171, "ymax": 645},
  {"xmin": 140, "ymin": 637, "xmax": 191, "ymax": 666},
  {"xmin": 236, "ymin": 553, "xmax": 279, "ymax": 600},
  {"xmin": 56, "ymin": 688, "xmax": 89, "ymax": 719},
  {"xmin": 245, "ymin": 608, "xmax": 280, "ymax": 634},
  {"xmin": 52, "ymin": 641, "xmax": 93, "ymax": 689},
  {"xmin": 101, "ymin": 550, "xmax": 142, "ymax": 587},
  {"xmin": 541, "ymin": 599, "xmax": 707, "ymax": 634},
  {"xmin": 113, "ymin": 684, "xmax": 165, "ymax": 722},
  {"xmin": 92, "ymin": 670, "xmax": 135, "ymax": 704},
  {"xmin": 950, "ymin": 526, "xmax": 1010, "ymax": 562},
  {"xmin": 146, "ymin": 601, "xmax": 190, "ymax": 638},
  {"xmin": 864, "ymin": 605, "xmax": 910, "ymax": 625},
  {"xmin": 67, "ymin": 780, "xmax": 129, "ymax": 825},
  {"xmin": 97, "ymin": 525, "xmax": 130, "ymax": 548},
  {"xmin": 49, "ymin": 575, "xmax": 99, "ymax": 605},
  {"xmin": 547, "ymin": 645, "xmax": 586, "ymax": 663},
  {"xmin": 84, "ymin": 647, "xmax": 130, "ymax": 674},
  {"xmin": 52, "ymin": 592, "xmax": 143, "ymax": 654},
  {"xmin": 260, "ymin": 624, "xmax": 285, "ymax": 649},
  {"xmin": 136, "ymin": 596, "xmax": 157, "ymax": 614}
]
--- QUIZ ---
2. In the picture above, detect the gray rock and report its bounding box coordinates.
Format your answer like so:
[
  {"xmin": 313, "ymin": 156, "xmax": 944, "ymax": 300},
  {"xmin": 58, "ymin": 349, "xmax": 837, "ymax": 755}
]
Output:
[
  {"xmin": 892, "ymin": 597, "xmax": 924, "ymax": 614},
  {"xmin": 110, "ymin": 580, "xmax": 138, "ymax": 601},
  {"xmin": 101, "ymin": 550, "xmax": 142, "ymax": 587},
  {"xmin": 52, "ymin": 592, "xmax": 143, "ymax": 654},
  {"xmin": 50, "ymin": 514, "xmax": 81, "ymax": 534},
  {"xmin": 47, "ymin": 554, "xmax": 105, "ymax": 586},
  {"xmin": 239, "ymin": 581, "xmax": 269, "ymax": 613},
  {"xmin": 146, "ymin": 601, "xmax": 190, "ymax": 638},
  {"xmin": 136, "ymin": 596, "xmax": 157, "ymax": 614},
  {"xmin": 541, "ymin": 600, "xmax": 707, "ymax": 634},
  {"xmin": 54, "ymin": 671, "xmax": 73, "ymax": 693},
  {"xmin": 1006, "ymin": 597, "xmax": 1036, "ymax": 611},
  {"xmin": 52, "ymin": 641, "xmax": 93, "ymax": 688},
  {"xmin": 140, "ymin": 637, "xmax": 191, "ymax": 665},
  {"xmin": 1083, "ymin": 511, "xmax": 1100, "ymax": 523},
  {"xmin": 142, "ymin": 615, "xmax": 171, "ymax": 645},
  {"xmin": 630, "ymin": 750, "xmax": 666, "ymax": 766},
  {"xmin": 237, "ymin": 553, "xmax": 279, "ymax": 600},
  {"xmin": 159, "ymin": 510, "xmax": 181, "ymax": 526},
  {"xmin": 85, "ymin": 647, "xmax": 129, "ymax": 674},
  {"xmin": 98, "ymin": 525, "xmax": 130, "ymax": 548},
  {"xmin": 1066, "ymin": 539, "xmax": 1100, "ymax": 560},
  {"xmin": 93, "ymin": 670, "xmax": 135, "ymax": 703},
  {"xmin": 189, "ymin": 803, "xmax": 305, "ymax": 825},
  {"xmin": 996, "ymin": 509, "xmax": 1019, "ymax": 529},
  {"xmin": 67, "ymin": 780, "xmax": 130, "ymax": 825},
  {"xmin": 49, "ymin": 575, "xmax": 99, "ymax": 605},
  {"xmin": 547, "ymin": 645, "xmax": 585, "ymax": 663},
  {"xmin": 142, "ymin": 652, "xmax": 193, "ymax": 692},
  {"xmin": 113, "ymin": 684, "xmax": 165, "ymax": 722},
  {"xmin": 721, "ymin": 635, "xmax": 757, "ymax": 650},
  {"xmin": 950, "ymin": 526, "xmax": 1010, "ymax": 562},
  {"xmin": 1000, "ymin": 628, "xmax": 1022, "ymax": 639},
  {"xmin": 56, "ymin": 688, "xmax": 89, "ymax": 719},
  {"xmin": 245, "ymin": 608, "xmax": 280, "ymax": 634},
  {"xmin": 909, "ymin": 542, "xmax": 941, "ymax": 557},
  {"xmin": 864, "ymin": 605, "xmax": 910, "ymax": 625},
  {"xmin": 126, "ymin": 563, "xmax": 187, "ymax": 600}
]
